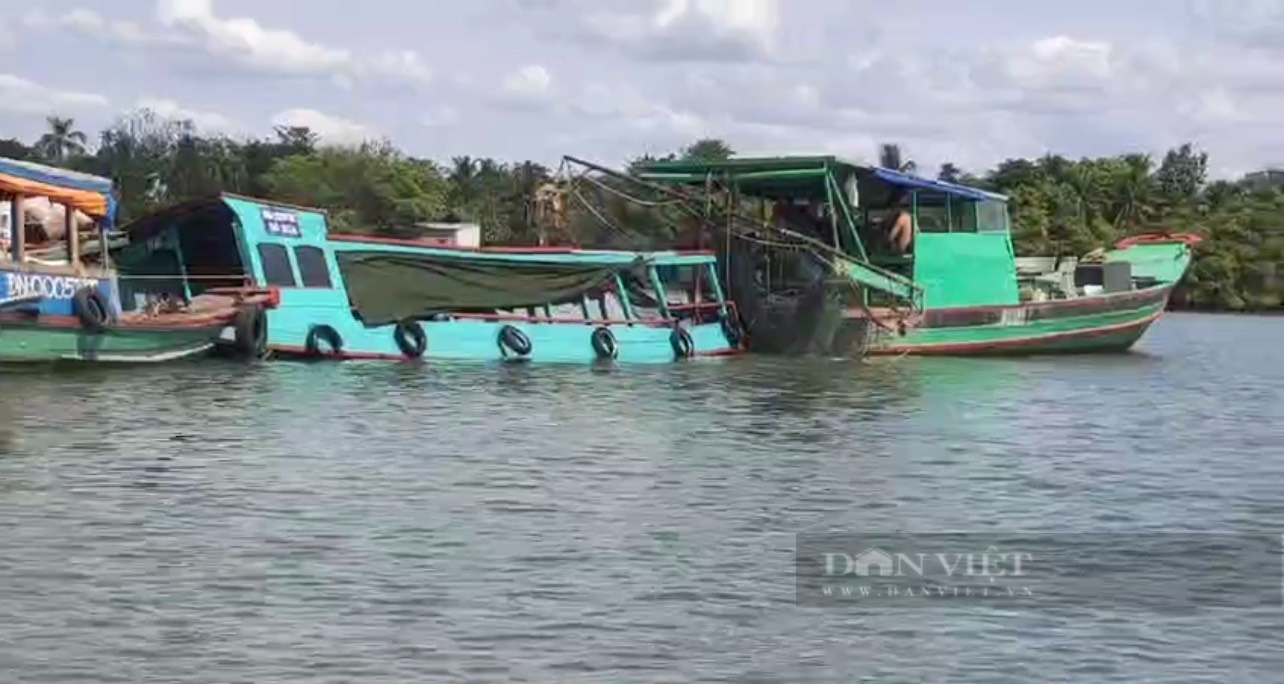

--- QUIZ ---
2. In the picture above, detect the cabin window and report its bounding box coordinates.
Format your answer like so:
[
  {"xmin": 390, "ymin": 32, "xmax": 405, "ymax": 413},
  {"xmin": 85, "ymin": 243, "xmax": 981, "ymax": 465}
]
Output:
[
  {"xmin": 294, "ymin": 245, "xmax": 333, "ymax": 288},
  {"xmin": 257, "ymin": 243, "xmax": 297, "ymax": 287},
  {"xmin": 913, "ymin": 192, "xmax": 952, "ymax": 233},
  {"xmin": 976, "ymin": 201, "xmax": 1009, "ymax": 233},
  {"xmin": 951, "ymin": 198, "xmax": 979, "ymax": 233}
]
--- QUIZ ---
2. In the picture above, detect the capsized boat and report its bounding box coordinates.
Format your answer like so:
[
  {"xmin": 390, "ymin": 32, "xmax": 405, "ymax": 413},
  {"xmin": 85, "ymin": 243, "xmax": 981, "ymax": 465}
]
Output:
[
  {"xmin": 0, "ymin": 157, "xmax": 273, "ymax": 363},
  {"xmin": 114, "ymin": 193, "xmax": 744, "ymax": 362},
  {"xmin": 617, "ymin": 155, "xmax": 1197, "ymax": 356}
]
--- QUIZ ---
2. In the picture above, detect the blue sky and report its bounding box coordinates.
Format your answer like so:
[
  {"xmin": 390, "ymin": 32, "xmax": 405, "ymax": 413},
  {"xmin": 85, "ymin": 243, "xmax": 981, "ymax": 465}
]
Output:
[{"xmin": 1, "ymin": 0, "xmax": 1281, "ymax": 178}]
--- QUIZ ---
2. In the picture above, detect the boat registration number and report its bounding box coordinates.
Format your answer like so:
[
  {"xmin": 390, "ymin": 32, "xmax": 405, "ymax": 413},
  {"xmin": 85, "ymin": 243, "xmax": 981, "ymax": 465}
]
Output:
[
  {"xmin": 262, "ymin": 208, "xmax": 302, "ymax": 237},
  {"xmin": 3, "ymin": 272, "xmax": 102, "ymax": 301}
]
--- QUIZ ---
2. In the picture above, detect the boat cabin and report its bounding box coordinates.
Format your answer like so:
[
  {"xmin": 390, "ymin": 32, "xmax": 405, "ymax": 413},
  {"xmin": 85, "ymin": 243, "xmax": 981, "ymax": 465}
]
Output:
[
  {"xmin": 634, "ymin": 156, "xmax": 1022, "ymax": 311},
  {"xmin": 105, "ymin": 193, "xmax": 740, "ymax": 361},
  {"xmin": 0, "ymin": 157, "xmax": 119, "ymax": 317}
]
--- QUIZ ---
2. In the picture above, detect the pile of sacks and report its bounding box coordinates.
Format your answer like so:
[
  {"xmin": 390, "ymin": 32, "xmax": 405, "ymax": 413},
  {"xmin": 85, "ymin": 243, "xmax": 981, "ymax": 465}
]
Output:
[{"xmin": 14, "ymin": 196, "xmax": 96, "ymax": 242}]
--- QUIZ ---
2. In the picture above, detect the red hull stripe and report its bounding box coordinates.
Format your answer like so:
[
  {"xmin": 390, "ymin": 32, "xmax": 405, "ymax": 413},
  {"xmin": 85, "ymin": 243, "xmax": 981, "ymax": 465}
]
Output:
[
  {"xmin": 852, "ymin": 284, "xmax": 1173, "ymax": 331},
  {"xmin": 872, "ymin": 310, "xmax": 1162, "ymax": 355}
]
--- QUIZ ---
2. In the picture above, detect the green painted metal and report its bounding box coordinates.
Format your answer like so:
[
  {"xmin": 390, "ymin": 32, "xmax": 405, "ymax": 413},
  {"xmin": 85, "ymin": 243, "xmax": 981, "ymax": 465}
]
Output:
[
  {"xmin": 705, "ymin": 262, "xmax": 730, "ymax": 318},
  {"xmin": 0, "ymin": 322, "xmax": 221, "ymax": 363},
  {"xmin": 912, "ymin": 233, "xmax": 1021, "ymax": 309},
  {"xmin": 823, "ymin": 169, "xmax": 868, "ymax": 260},
  {"xmin": 839, "ymin": 258, "xmax": 918, "ymax": 302},
  {"xmin": 633, "ymin": 155, "xmax": 1199, "ymax": 357},
  {"xmin": 869, "ymin": 292, "xmax": 1167, "ymax": 356},
  {"xmin": 1104, "ymin": 243, "xmax": 1192, "ymax": 284}
]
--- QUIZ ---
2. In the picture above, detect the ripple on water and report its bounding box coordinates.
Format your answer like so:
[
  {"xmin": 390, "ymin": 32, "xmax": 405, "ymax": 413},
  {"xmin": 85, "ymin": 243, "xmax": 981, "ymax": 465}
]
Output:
[{"xmin": 0, "ymin": 315, "xmax": 1282, "ymax": 682}]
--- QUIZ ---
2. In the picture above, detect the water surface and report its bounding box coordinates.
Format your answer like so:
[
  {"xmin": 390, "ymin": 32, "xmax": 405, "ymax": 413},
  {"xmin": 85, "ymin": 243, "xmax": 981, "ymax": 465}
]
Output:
[{"xmin": 1, "ymin": 312, "xmax": 1281, "ymax": 682}]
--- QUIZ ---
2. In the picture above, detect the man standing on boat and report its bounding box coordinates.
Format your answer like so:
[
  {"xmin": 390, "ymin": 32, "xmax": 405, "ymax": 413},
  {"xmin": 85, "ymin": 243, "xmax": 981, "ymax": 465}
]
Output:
[{"xmin": 885, "ymin": 191, "xmax": 913, "ymax": 254}]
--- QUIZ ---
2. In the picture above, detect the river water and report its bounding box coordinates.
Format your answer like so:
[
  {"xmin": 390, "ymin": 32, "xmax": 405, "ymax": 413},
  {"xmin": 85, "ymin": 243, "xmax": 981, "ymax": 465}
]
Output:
[{"xmin": 1, "ymin": 313, "xmax": 1281, "ymax": 682}]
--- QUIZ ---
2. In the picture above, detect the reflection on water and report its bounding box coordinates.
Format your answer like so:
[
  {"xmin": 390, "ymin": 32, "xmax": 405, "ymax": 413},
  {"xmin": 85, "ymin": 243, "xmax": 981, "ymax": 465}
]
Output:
[
  {"xmin": 0, "ymin": 399, "xmax": 18, "ymax": 452},
  {"xmin": 0, "ymin": 313, "xmax": 1282, "ymax": 682}
]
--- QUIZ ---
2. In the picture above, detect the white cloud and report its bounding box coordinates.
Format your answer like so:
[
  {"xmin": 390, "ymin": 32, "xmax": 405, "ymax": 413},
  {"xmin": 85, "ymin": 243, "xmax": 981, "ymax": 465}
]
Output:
[
  {"xmin": 0, "ymin": 74, "xmax": 109, "ymax": 115},
  {"xmin": 135, "ymin": 97, "xmax": 235, "ymax": 133},
  {"xmin": 23, "ymin": 8, "xmax": 154, "ymax": 46},
  {"xmin": 1195, "ymin": 0, "xmax": 1284, "ymax": 52},
  {"xmin": 581, "ymin": 0, "xmax": 780, "ymax": 62},
  {"xmin": 502, "ymin": 65, "xmax": 552, "ymax": 98},
  {"xmin": 5, "ymin": 0, "xmax": 1284, "ymax": 177},
  {"xmin": 23, "ymin": 1, "xmax": 433, "ymax": 88},
  {"xmin": 271, "ymin": 108, "xmax": 374, "ymax": 146},
  {"xmin": 420, "ymin": 107, "xmax": 461, "ymax": 127}
]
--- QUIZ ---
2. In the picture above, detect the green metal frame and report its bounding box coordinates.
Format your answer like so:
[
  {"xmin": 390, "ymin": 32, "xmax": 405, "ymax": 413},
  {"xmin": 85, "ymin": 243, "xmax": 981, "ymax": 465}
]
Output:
[{"xmin": 634, "ymin": 156, "xmax": 933, "ymax": 308}]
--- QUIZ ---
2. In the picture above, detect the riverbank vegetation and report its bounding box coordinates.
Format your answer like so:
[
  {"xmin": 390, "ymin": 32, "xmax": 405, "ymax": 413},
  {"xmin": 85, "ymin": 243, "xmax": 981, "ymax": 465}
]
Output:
[{"xmin": 4, "ymin": 109, "xmax": 1280, "ymax": 311}]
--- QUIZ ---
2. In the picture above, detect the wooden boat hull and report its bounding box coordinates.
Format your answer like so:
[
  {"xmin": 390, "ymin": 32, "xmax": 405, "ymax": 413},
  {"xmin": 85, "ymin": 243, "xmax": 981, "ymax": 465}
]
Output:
[
  {"xmin": 0, "ymin": 315, "xmax": 227, "ymax": 363},
  {"xmin": 1, "ymin": 266, "xmax": 272, "ymax": 364},
  {"xmin": 860, "ymin": 282, "xmax": 1174, "ymax": 356}
]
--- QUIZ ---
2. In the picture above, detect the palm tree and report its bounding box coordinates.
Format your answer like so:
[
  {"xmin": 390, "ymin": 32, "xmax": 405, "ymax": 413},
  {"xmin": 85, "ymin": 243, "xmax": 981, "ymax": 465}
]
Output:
[
  {"xmin": 273, "ymin": 126, "xmax": 318, "ymax": 154},
  {"xmin": 937, "ymin": 163, "xmax": 962, "ymax": 183},
  {"xmin": 878, "ymin": 143, "xmax": 916, "ymax": 174},
  {"xmin": 1112, "ymin": 154, "xmax": 1154, "ymax": 229},
  {"xmin": 448, "ymin": 156, "xmax": 480, "ymax": 209},
  {"xmin": 34, "ymin": 116, "xmax": 87, "ymax": 163}
]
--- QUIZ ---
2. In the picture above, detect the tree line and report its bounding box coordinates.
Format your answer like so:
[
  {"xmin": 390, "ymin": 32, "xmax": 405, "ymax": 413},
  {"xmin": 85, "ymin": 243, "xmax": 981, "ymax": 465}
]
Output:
[{"xmin": 4, "ymin": 109, "xmax": 1280, "ymax": 311}]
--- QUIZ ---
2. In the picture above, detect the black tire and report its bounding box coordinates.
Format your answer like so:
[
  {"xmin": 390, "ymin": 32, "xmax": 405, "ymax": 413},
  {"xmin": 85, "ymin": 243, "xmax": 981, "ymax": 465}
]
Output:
[
  {"xmin": 590, "ymin": 326, "xmax": 617, "ymax": 360},
  {"xmin": 393, "ymin": 319, "xmax": 427, "ymax": 358},
  {"xmin": 232, "ymin": 305, "xmax": 268, "ymax": 358},
  {"xmin": 305, "ymin": 324, "xmax": 344, "ymax": 358},
  {"xmin": 670, "ymin": 326, "xmax": 695, "ymax": 359},
  {"xmin": 72, "ymin": 287, "xmax": 110, "ymax": 332},
  {"xmin": 720, "ymin": 313, "xmax": 743, "ymax": 348},
  {"xmin": 498, "ymin": 324, "xmax": 532, "ymax": 357}
]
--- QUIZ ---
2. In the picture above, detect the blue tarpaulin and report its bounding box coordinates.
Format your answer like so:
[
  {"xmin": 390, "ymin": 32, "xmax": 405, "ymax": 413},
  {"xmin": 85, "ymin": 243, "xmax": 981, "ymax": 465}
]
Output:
[{"xmin": 871, "ymin": 167, "xmax": 1007, "ymax": 202}]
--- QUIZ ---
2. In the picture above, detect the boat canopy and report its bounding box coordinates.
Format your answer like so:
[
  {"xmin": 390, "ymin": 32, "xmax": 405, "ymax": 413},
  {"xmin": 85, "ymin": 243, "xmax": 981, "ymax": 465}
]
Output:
[
  {"xmin": 868, "ymin": 167, "xmax": 1007, "ymax": 202},
  {"xmin": 634, "ymin": 155, "xmax": 1009, "ymax": 203},
  {"xmin": 336, "ymin": 250, "xmax": 651, "ymax": 326},
  {"xmin": 0, "ymin": 156, "xmax": 118, "ymax": 228}
]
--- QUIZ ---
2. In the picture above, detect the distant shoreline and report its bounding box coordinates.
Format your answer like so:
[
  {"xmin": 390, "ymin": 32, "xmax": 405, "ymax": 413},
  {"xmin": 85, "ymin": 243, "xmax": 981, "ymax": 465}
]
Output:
[{"xmin": 1167, "ymin": 308, "xmax": 1283, "ymax": 317}]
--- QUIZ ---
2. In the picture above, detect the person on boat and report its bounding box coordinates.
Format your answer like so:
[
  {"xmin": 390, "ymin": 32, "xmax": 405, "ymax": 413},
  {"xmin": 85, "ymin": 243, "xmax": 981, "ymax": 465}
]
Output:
[{"xmin": 883, "ymin": 191, "xmax": 914, "ymax": 254}]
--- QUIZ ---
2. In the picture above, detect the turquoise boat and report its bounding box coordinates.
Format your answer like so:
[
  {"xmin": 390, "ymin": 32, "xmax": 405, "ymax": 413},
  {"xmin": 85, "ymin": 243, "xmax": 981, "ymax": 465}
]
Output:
[
  {"xmin": 0, "ymin": 157, "xmax": 271, "ymax": 363},
  {"xmin": 616, "ymin": 155, "xmax": 1198, "ymax": 356},
  {"xmin": 115, "ymin": 193, "xmax": 744, "ymax": 362}
]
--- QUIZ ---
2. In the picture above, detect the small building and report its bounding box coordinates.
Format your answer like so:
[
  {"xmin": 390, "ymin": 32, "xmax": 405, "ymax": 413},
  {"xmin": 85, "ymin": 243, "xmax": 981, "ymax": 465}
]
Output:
[
  {"xmin": 410, "ymin": 222, "xmax": 481, "ymax": 247},
  {"xmin": 1243, "ymin": 168, "xmax": 1284, "ymax": 189}
]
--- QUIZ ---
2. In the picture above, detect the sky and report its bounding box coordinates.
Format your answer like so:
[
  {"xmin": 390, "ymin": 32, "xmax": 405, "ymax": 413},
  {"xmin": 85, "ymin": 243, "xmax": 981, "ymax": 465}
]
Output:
[{"xmin": 1, "ymin": 0, "xmax": 1281, "ymax": 178}]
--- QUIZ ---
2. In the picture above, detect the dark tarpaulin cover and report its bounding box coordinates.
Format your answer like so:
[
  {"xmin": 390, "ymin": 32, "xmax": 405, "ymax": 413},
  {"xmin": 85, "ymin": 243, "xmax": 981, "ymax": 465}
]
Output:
[{"xmin": 336, "ymin": 250, "xmax": 643, "ymax": 326}]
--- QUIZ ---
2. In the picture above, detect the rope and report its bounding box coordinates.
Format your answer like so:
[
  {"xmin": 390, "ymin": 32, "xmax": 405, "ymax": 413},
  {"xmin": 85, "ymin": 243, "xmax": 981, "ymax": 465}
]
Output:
[
  {"xmin": 566, "ymin": 186, "xmax": 644, "ymax": 242},
  {"xmin": 576, "ymin": 173, "xmax": 683, "ymax": 208}
]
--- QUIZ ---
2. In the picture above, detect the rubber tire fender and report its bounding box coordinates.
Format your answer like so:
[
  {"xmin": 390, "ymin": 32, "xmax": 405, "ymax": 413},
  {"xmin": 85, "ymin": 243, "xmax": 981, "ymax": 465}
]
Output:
[
  {"xmin": 305, "ymin": 324, "xmax": 344, "ymax": 358},
  {"xmin": 498, "ymin": 324, "xmax": 532, "ymax": 357},
  {"xmin": 719, "ymin": 313, "xmax": 743, "ymax": 348},
  {"xmin": 670, "ymin": 326, "xmax": 695, "ymax": 359},
  {"xmin": 72, "ymin": 286, "xmax": 110, "ymax": 333},
  {"xmin": 232, "ymin": 305, "xmax": 268, "ymax": 358},
  {"xmin": 590, "ymin": 326, "xmax": 617, "ymax": 360},
  {"xmin": 393, "ymin": 319, "xmax": 428, "ymax": 359}
]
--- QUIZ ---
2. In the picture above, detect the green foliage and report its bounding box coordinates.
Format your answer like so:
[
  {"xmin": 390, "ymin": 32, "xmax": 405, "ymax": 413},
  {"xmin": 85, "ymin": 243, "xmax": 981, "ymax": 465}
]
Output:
[
  {"xmin": 969, "ymin": 147, "xmax": 1282, "ymax": 312},
  {"xmin": 262, "ymin": 142, "xmax": 449, "ymax": 234},
  {"xmin": 5, "ymin": 113, "xmax": 1281, "ymax": 311}
]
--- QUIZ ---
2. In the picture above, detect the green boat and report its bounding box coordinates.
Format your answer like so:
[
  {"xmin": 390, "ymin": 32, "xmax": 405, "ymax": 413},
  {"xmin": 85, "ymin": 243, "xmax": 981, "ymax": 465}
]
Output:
[
  {"xmin": 0, "ymin": 157, "xmax": 274, "ymax": 363},
  {"xmin": 588, "ymin": 155, "xmax": 1197, "ymax": 356}
]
